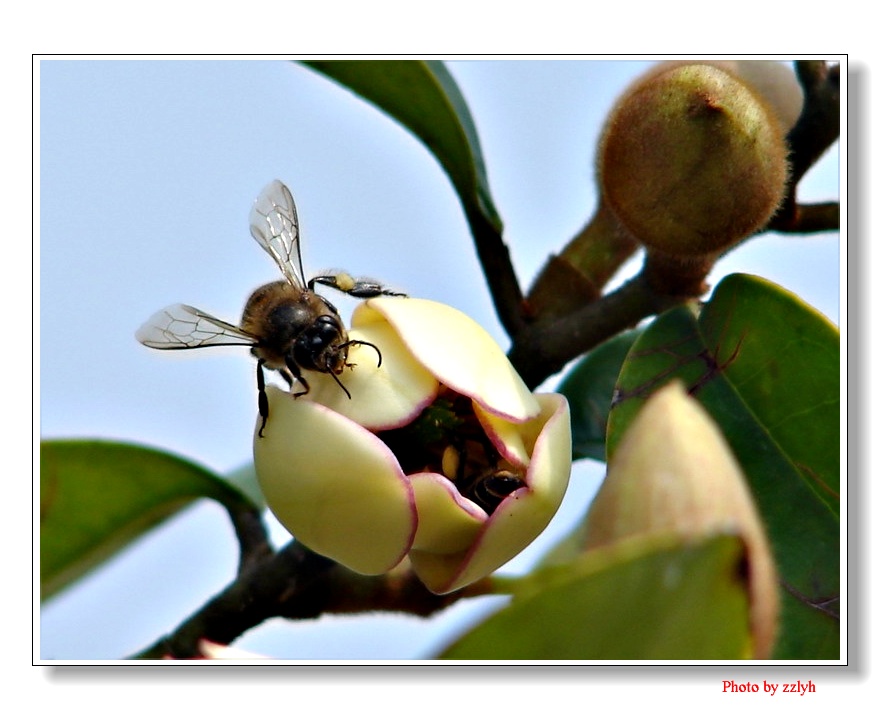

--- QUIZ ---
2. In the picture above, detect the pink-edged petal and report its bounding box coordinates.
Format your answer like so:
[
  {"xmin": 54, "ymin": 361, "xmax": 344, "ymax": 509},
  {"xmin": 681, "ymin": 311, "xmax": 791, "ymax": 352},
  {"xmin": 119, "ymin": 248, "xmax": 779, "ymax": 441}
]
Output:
[
  {"xmin": 354, "ymin": 298, "xmax": 540, "ymax": 422},
  {"xmin": 472, "ymin": 401, "xmax": 530, "ymax": 468},
  {"xmin": 253, "ymin": 386, "xmax": 417, "ymax": 575},
  {"xmin": 409, "ymin": 394, "xmax": 571, "ymax": 593},
  {"xmin": 409, "ymin": 472, "xmax": 486, "ymax": 554},
  {"xmin": 406, "ymin": 547, "xmax": 473, "ymax": 594},
  {"xmin": 294, "ymin": 320, "xmax": 439, "ymax": 431},
  {"xmin": 515, "ymin": 394, "xmax": 572, "ymax": 497}
]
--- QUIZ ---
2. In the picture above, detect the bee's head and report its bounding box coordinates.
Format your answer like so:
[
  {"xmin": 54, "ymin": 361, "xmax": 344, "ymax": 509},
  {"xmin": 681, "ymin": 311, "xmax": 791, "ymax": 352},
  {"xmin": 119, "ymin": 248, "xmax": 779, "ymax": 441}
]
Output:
[{"xmin": 294, "ymin": 315, "xmax": 348, "ymax": 374}]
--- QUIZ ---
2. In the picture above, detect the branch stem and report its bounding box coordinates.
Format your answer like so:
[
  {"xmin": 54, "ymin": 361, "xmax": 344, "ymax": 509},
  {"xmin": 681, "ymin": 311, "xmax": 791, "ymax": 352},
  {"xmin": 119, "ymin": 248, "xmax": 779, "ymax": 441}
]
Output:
[
  {"xmin": 132, "ymin": 542, "xmax": 493, "ymax": 659},
  {"xmin": 509, "ymin": 270, "xmax": 684, "ymax": 389}
]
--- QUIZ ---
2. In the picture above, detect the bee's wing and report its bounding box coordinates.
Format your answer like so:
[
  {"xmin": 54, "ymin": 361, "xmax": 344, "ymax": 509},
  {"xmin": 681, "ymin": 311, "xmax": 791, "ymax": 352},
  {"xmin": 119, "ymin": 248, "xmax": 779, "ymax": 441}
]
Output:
[
  {"xmin": 136, "ymin": 304, "xmax": 256, "ymax": 349},
  {"xmin": 249, "ymin": 179, "xmax": 307, "ymax": 290}
]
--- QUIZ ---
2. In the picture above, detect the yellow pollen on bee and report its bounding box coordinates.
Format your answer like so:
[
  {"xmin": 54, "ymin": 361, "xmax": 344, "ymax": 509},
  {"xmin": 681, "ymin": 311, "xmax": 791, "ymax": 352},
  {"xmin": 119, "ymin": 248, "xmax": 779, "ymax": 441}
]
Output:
[{"xmin": 335, "ymin": 272, "xmax": 356, "ymax": 292}]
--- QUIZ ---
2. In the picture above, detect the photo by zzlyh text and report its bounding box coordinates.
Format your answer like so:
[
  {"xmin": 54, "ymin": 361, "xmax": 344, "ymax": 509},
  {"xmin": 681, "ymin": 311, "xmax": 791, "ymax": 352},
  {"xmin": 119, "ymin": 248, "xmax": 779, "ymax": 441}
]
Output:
[{"xmin": 136, "ymin": 179, "xmax": 404, "ymax": 436}]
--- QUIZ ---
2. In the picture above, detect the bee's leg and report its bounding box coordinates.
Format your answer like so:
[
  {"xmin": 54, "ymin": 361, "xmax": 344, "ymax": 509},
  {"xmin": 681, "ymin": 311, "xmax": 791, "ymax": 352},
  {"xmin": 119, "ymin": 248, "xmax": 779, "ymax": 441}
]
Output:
[
  {"xmin": 284, "ymin": 357, "xmax": 310, "ymax": 398},
  {"xmin": 257, "ymin": 359, "xmax": 269, "ymax": 438},
  {"xmin": 309, "ymin": 274, "xmax": 406, "ymax": 298},
  {"xmin": 327, "ymin": 366, "xmax": 353, "ymax": 400}
]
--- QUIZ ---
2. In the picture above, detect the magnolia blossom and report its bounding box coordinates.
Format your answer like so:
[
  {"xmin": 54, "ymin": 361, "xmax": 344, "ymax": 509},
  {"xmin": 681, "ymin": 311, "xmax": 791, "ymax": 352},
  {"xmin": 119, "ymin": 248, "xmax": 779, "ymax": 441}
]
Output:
[{"xmin": 253, "ymin": 297, "xmax": 571, "ymax": 594}]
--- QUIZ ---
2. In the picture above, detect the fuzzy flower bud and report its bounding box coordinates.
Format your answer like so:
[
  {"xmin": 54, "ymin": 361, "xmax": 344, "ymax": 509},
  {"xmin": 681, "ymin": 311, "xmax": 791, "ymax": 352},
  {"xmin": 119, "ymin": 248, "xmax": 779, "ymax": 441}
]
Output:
[{"xmin": 599, "ymin": 62, "xmax": 790, "ymax": 259}]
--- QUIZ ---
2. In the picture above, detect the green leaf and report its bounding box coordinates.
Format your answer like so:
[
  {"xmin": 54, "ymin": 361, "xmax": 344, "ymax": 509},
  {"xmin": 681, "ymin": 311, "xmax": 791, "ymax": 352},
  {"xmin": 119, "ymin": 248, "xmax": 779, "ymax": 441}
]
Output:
[
  {"xmin": 440, "ymin": 534, "xmax": 751, "ymax": 659},
  {"xmin": 40, "ymin": 439, "xmax": 255, "ymax": 602},
  {"xmin": 300, "ymin": 60, "xmax": 502, "ymax": 232},
  {"xmin": 557, "ymin": 329, "xmax": 641, "ymax": 461},
  {"xmin": 607, "ymin": 273, "xmax": 840, "ymax": 659}
]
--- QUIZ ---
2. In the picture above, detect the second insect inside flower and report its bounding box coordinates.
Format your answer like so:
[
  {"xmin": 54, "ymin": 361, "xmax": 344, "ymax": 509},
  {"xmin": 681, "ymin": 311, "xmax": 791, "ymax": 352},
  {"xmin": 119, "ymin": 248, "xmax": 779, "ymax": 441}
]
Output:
[{"xmin": 253, "ymin": 297, "xmax": 572, "ymax": 594}]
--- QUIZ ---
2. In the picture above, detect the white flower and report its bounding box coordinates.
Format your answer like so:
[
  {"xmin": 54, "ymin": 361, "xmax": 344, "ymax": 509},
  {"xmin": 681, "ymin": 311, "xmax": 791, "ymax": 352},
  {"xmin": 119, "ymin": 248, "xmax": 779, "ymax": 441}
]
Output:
[{"xmin": 254, "ymin": 297, "xmax": 572, "ymax": 593}]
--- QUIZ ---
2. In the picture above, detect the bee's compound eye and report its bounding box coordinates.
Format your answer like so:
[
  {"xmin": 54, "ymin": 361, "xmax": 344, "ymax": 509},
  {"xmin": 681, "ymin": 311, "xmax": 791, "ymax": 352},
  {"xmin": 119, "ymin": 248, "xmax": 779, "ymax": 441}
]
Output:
[
  {"xmin": 471, "ymin": 471, "xmax": 526, "ymax": 513},
  {"xmin": 294, "ymin": 315, "xmax": 345, "ymax": 370},
  {"xmin": 314, "ymin": 316, "xmax": 343, "ymax": 344},
  {"xmin": 483, "ymin": 472, "xmax": 526, "ymax": 498},
  {"xmin": 301, "ymin": 316, "xmax": 338, "ymax": 347}
]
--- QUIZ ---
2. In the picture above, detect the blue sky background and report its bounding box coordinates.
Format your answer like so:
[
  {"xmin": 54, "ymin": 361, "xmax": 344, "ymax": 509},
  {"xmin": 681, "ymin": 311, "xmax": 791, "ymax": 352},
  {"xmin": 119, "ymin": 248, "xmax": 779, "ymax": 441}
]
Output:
[{"xmin": 38, "ymin": 59, "xmax": 840, "ymax": 661}]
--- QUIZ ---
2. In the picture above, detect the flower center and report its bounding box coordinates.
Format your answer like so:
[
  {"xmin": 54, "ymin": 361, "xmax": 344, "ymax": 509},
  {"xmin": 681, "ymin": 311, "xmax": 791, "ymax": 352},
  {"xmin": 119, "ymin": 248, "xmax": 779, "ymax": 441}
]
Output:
[{"xmin": 377, "ymin": 388, "xmax": 526, "ymax": 513}]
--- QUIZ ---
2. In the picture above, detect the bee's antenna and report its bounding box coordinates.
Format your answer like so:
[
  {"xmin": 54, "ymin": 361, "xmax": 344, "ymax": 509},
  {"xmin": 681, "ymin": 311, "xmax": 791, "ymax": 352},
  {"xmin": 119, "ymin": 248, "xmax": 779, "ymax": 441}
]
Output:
[{"xmin": 342, "ymin": 340, "xmax": 383, "ymax": 367}]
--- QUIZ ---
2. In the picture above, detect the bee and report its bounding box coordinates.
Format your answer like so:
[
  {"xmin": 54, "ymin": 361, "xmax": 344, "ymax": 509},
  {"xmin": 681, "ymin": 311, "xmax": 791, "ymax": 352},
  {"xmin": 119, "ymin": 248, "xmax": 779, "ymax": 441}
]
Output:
[
  {"xmin": 439, "ymin": 438, "xmax": 526, "ymax": 514},
  {"xmin": 136, "ymin": 179, "xmax": 404, "ymax": 436}
]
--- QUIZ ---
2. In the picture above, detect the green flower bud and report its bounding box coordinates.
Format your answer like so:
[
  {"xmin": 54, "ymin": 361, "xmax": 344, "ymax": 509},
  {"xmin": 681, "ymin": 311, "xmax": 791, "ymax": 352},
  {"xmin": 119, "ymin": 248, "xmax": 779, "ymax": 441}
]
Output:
[
  {"xmin": 583, "ymin": 382, "xmax": 779, "ymax": 658},
  {"xmin": 599, "ymin": 63, "xmax": 789, "ymax": 258}
]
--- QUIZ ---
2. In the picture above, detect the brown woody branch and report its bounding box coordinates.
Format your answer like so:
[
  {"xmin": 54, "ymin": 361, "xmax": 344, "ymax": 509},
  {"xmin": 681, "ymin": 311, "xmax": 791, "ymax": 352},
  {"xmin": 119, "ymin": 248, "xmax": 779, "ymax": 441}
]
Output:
[
  {"xmin": 465, "ymin": 207, "xmax": 528, "ymax": 338},
  {"xmin": 769, "ymin": 201, "xmax": 840, "ymax": 234},
  {"xmin": 133, "ymin": 541, "xmax": 490, "ymax": 659},
  {"xmin": 224, "ymin": 502, "xmax": 273, "ymax": 577},
  {"xmin": 770, "ymin": 60, "xmax": 840, "ymax": 233},
  {"xmin": 507, "ymin": 271, "xmax": 686, "ymax": 389}
]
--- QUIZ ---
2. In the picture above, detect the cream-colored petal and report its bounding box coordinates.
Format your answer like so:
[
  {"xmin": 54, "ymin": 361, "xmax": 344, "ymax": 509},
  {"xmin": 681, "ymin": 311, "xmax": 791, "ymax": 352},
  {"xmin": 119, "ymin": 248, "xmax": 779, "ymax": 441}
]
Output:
[
  {"xmin": 410, "ymin": 394, "xmax": 572, "ymax": 593},
  {"xmin": 716, "ymin": 60, "xmax": 804, "ymax": 131},
  {"xmin": 409, "ymin": 472, "xmax": 486, "ymax": 554},
  {"xmin": 302, "ymin": 320, "xmax": 439, "ymax": 431},
  {"xmin": 354, "ymin": 298, "xmax": 540, "ymax": 422},
  {"xmin": 472, "ymin": 401, "xmax": 530, "ymax": 468},
  {"xmin": 406, "ymin": 546, "xmax": 472, "ymax": 594},
  {"xmin": 253, "ymin": 386, "xmax": 417, "ymax": 575}
]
